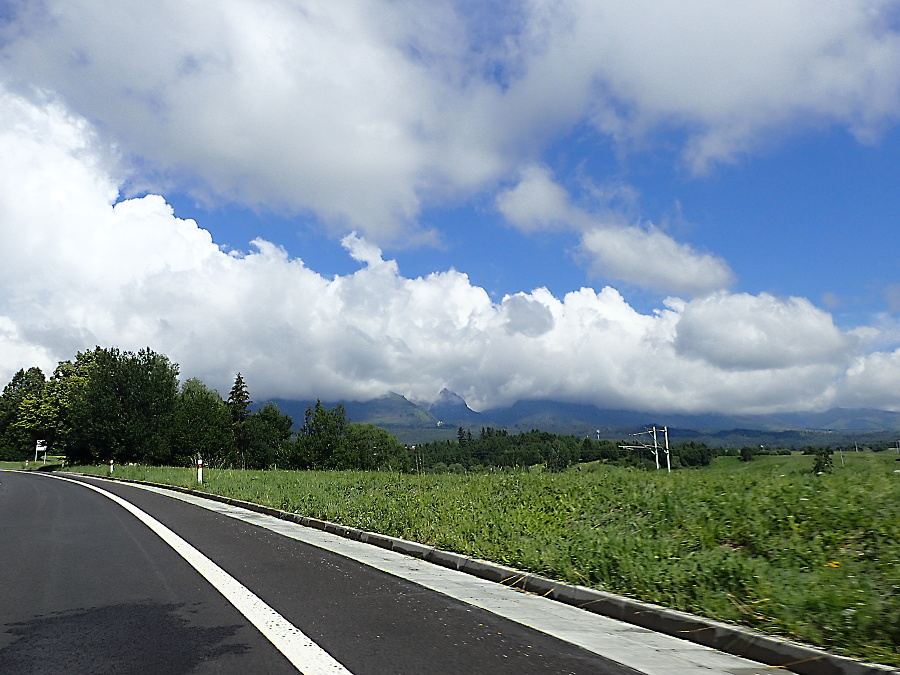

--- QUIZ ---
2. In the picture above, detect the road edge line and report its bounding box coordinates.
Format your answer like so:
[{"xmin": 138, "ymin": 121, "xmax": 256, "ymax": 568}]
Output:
[{"xmin": 36, "ymin": 472, "xmax": 353, "ymax": 675}]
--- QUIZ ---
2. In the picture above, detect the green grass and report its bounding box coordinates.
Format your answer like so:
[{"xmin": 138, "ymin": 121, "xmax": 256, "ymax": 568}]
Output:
[
  {"xmin": 68, "ymin": 453, "xmax": 900, "ymax": 666},
  {"xmin": 0, "ymin": 457, "xmax": 66, "ymax": 471}
]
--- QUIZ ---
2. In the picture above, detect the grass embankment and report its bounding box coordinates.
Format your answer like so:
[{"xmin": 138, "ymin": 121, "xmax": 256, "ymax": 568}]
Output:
[
  {"xmin": 1, "ymin": 458, "xmax": 65, "ymax": 471},
  {"xmin": 70, "ymin": 453, "xmax": 900, "ymax": 666}
]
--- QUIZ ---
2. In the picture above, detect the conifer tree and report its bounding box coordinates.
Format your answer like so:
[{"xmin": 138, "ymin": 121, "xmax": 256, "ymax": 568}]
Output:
[
  {"xmin": 227, "ymin": 373, "xmax": 251, "ymax": 423},
  {"xmin": 227, "ymin": 373, "xmax": 252, "ymax": 468}
]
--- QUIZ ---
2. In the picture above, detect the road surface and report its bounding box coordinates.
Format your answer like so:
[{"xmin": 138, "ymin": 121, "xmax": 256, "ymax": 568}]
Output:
[{"xmin": 0, "ymin": 470, "xmax": 776, "ymax": 674}]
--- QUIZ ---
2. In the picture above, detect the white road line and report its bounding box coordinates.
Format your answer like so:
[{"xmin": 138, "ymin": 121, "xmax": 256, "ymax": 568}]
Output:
[{"xmin": 40, "ymin": 473, "xmax": 353, "ymax": 675}]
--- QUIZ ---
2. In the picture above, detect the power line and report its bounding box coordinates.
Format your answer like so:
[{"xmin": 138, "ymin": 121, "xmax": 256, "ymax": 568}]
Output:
[{"xmin": 620, "ymin": 426, "xmax": 670, "ymax": 472}]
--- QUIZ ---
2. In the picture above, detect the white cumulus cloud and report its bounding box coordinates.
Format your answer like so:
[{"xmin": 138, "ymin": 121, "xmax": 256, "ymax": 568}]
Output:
[
  {"xmin": 580, "ymin": 226, "xmax": 734, "ymax": 297},
  {"xmin": 511, "ymin": 0, "xmax": 900, "ymax": 171},
  {"xmin": 673, "ymin": 292, "xmax": 854, "ymax": 370},
  {"xmin": 0, "ymin": 0, "xmax": 506, "ymax": 240},
  {"xmin": 1, "ymin": 1, "xmax": 898, "ymax": 239},
  {"xmin": 1, "ymin": 65, "xmax": 900, "ymax": 414},
  {"xmin": 497, "ymin": 164, "xmax": 734, "ymax": 296}
]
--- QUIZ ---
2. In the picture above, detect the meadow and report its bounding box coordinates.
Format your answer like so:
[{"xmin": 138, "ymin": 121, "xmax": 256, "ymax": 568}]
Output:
[{"xmin": 67, "ymin": 452, "xmax": 900, "ymax": 666}]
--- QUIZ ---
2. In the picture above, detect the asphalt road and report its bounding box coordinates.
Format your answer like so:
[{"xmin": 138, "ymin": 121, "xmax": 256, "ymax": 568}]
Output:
[{"xmin": 0, "ymin": 471, "xmax": 642, "ymax": 675}]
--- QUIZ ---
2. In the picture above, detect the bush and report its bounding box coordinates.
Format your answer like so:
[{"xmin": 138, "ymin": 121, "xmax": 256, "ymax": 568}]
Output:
[{"xmin": 812, "ymin": 448, "xmax": 834, "ymax": 474}]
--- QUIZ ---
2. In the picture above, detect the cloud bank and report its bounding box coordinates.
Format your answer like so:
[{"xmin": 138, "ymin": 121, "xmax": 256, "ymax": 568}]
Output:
[
  {"xmin": 2, "ymin": 3, "xmax": 900, "ymax": 413},
  {"xmin": 2, "ymin": 0, "xmax": 899, "ymax": 240},
  {"xmin": 1, "ymin": 86, "xmax": 899, "ymax": 414}
]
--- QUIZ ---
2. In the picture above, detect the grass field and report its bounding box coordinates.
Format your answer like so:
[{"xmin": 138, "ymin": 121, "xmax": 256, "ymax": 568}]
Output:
[{"xmin": 67, "ymin": 453, "xmax": 900, "ymax": 666}]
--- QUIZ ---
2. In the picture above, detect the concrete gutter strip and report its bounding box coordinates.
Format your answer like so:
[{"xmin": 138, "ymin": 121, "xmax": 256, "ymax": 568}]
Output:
[{"xmin": 81, "ymin": 475, "xmax": 899, "ymax": 675}]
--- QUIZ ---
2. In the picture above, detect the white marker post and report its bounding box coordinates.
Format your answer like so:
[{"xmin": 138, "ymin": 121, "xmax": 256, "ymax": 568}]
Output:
[
  {"xmin": 109, "ymin": 459, "xmax": 114, "ymax": 474},
  {"xmin": 197, "ymin": 457, "xmax": 203, "ymax": 484}
]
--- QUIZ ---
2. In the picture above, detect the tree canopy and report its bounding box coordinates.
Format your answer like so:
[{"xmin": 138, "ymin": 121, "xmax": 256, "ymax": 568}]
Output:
[
  {"xmin": 0, "ymin": 367, "xmax": 45, "ymax": 460},
  {"xmin": 0, "ymin": 347, "xmax": 408, "ymax": 472}
]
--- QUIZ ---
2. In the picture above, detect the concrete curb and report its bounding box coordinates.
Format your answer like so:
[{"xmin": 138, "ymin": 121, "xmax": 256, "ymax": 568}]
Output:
[{"xmin": 80, "ymin": 474, "xmax": 898, "ymax": 675}]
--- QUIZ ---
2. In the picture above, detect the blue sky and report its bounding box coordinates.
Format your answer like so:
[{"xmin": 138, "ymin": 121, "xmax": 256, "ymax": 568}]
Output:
[
  {"xmin": 169, "ymin": 123, "xmax": 900, "ymax": 326},
  {"xmin": 2, "ymin": 1, "xmax": 900, "ymax": 414}
]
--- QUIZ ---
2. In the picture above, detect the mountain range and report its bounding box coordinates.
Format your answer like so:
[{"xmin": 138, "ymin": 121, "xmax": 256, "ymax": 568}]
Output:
[{"xmin": 261, "ymin": 390, "xmax": 900, "ymax": 447}]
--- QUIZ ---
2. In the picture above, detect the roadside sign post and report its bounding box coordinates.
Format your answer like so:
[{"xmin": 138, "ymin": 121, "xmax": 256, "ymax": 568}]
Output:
[
  {"xmin": 197, "ymin": 457, "xmax": 203, "ymax": 484},
  {"xmin": 109, "ymin": 459, "xmax": 114, "ymax": 474},
  {"xmin": 34, "ymin": 439, "xmax": 47, "ymax": 463}
]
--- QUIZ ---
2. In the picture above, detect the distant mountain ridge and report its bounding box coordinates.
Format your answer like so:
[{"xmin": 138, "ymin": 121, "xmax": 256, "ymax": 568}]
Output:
[
  {"xmin": 425, "ymin": 388, "xmax": 481, "ymax": 424},
  {"xmin": 259, "ymin": 391, "xmax": 900, "ymax": 446}
]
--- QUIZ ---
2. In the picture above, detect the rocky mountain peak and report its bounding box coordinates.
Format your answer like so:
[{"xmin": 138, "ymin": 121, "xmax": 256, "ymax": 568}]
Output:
[{"xmin": 434, "ymin": 388, "xmax": 467, "ymax": 407}]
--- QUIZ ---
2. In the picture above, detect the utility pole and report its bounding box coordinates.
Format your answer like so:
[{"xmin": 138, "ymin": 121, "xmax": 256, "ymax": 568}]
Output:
[
  {"xmin": 651, "ymin": 426, "xmax": 671, "ymax": 473},
  {"xmin": 621, "ymin": 426, "xmax": 670, "ymax": 472},
  {"xmin": 651, "ymin": 427, "xmax": 660, "ymax": 470},
  {"xmin": 661, "ymin": 426, "xmax": 670, "ymax": 472}
]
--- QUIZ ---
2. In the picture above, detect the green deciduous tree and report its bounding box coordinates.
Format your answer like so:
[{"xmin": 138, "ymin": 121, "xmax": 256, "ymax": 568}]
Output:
[
  {"xmin": 335, "ymin": 423, "xmax": 409, "ymax": 471},
  {"xmin": 304, "ymin": 400, "xmax": 346, "ymax": 469},
  {"xmin": 15, "ymin": 357, "xmax": 99, "ymax": 459},
  {"xmin": 16, "ymin": 370, "xmax": 69, "ymax": 452},
  {"xmin": 172, "ymin": 378, "xmax": 232, "ymax": 467},
  {"xmin": 282, "ymin": 400, "xmax": 347, "ymax": 469},
  {"xmin": 0, "ymin": 367, "xmax": 46, "ymax": 460},
  {"xmin": 245, "ymin": 402, "xmax": 293, "ymax": 470},
  {"xmin": 677, "ymin": 441, "xmax": 713, "ymax": 467},
  {"xmin": 543, "ymin": 441, "xmax": 574, "ymax": 472},
  {"xmin": 65, "ymin": 347, "xmax": 179, "ymax": 464}
]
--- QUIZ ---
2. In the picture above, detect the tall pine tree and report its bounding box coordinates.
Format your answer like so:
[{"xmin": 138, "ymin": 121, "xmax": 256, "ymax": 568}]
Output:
[{"xmin": 227, "ymin": 373, "xmax": 252, "ymax": 468}]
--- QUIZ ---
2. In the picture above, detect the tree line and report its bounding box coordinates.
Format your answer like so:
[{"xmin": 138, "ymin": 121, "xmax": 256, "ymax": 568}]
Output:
[
  {"xmin": 412, "ymin": 432, "xmax": 875, "ymax": 473},
  {"xmin": 0, "ymin": 346, "xmax": 408, "ymax": 471},
  {"xmin": 411, "ymin": 427, "xmax": 720, "ymax": 473}
]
